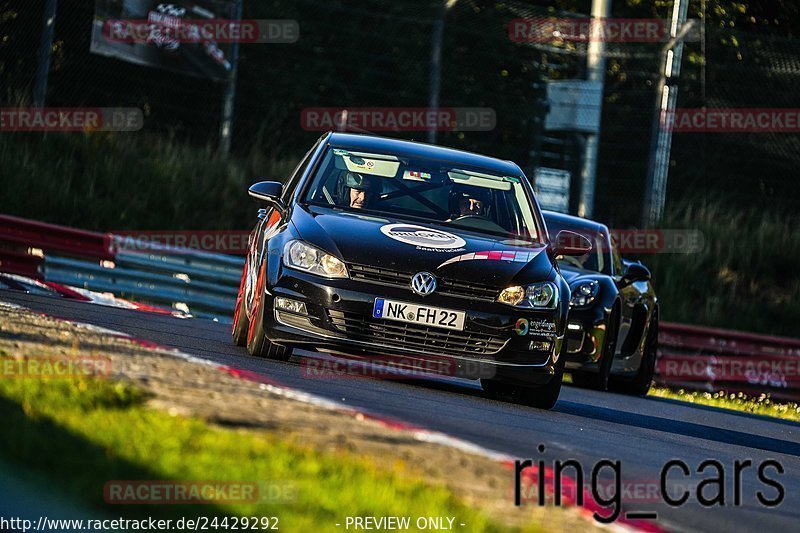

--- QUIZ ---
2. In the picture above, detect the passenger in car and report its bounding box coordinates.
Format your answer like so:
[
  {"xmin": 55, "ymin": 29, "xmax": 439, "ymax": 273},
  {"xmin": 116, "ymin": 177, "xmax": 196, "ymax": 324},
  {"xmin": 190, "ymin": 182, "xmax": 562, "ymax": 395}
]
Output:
[{"xmin": 449, "ymin": 185, "xmax": 491, "ymax": 218}]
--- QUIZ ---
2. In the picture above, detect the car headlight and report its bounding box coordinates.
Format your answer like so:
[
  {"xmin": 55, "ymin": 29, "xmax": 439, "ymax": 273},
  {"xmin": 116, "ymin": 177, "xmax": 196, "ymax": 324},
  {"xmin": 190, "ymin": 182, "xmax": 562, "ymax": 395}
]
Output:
[
  {"xmin": 283, "ymin": 240, "xmax": 348, "ymax": 279},
  {"xmin": 570, "ymin": 280, "xmax": 599, "ymax": 308},
  {"xmin": 498, "ymin": 282, "xmax": 558, "ymax": 309}
]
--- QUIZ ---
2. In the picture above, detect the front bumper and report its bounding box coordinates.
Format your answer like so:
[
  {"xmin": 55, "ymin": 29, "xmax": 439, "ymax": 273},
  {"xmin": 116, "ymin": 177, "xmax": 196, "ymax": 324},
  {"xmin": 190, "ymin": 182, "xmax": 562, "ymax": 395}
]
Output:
[{"xmin": 265, "ymin": 267, "xmax": 565, "ymax": 384}]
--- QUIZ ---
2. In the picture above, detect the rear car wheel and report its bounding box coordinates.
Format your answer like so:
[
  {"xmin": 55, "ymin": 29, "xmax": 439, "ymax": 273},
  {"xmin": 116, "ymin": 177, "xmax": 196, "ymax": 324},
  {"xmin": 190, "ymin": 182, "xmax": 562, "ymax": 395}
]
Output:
[
  {"xmin": 571, "ymin": 306, "xmax": 619, "ymax": 391},
  {"xmin": 245, "ymin": 262, "xmax": 292, "ymax": 361},
  {"xmin": 609, "ymin": 311, "xmax": 658, "ymax": 395}
]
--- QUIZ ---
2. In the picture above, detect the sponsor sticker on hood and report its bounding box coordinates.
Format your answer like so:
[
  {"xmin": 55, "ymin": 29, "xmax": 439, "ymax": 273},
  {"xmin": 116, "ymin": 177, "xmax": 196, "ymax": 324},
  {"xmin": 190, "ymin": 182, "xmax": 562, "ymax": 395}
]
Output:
[
  {"xmin": 380, "ymin": 223, "xmax": 466, "ymax": 250},
  {"xmin": 438, "ymin": 248, "xmax": 544, "ymax": 268}
]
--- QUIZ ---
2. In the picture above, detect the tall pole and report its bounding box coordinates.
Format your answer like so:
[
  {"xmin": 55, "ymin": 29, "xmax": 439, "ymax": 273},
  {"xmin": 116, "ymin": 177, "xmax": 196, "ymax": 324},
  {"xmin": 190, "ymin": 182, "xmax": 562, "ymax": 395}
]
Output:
[
  {"xmin": 34, "ymin": 0, "xmax": 58, "ymax": 108},
  {"xmin": 642, "ymin": 0, "xmax": 689, "ymax": 227},
  {"xmin": 427, "ymin": 0, "xmax": 458, "ymax": 145},
  {"xmin": 218, "ymin": 0, "xmax": 242, "ymax": 155},
  {"xmin": 577, "ymin": 0, "xmax": 612, "ymax": 218}
]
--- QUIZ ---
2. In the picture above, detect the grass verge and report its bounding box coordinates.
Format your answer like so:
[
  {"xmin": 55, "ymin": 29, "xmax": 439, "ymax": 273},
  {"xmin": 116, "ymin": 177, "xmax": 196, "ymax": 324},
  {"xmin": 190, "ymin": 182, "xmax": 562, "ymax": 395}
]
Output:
[
  {"xmin": 0, "ymin": 360, "xmax": 537, "ymax": 532},
  {"xmin": 0, "ymin": 132, "xmax": 297, "ymax": 231},
  {"xmin": 643, "ymin": 199, "xmax": 800, "ymax": 337},
  {"xmin": 648, "ymin": 386, "xmax": 800, "ymax": 422}
]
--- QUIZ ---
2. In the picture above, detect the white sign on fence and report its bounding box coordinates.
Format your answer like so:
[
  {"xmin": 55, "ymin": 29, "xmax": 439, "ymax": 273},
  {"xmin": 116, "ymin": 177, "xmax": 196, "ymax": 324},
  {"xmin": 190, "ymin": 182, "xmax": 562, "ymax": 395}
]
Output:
[
  {"xmin": 545, "ymin": 80, "xmax": 603, "ymax": 133},
  {"xmin": 534, "ymin": 167, "xmax": 571, "ymax": 213}
]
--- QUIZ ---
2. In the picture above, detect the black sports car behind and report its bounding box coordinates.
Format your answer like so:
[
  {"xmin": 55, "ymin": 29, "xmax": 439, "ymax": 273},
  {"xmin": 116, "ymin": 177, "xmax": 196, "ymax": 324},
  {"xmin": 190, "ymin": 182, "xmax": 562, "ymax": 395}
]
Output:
[{"xmin": 543, "ymin": 211, "xmax": 659, "ymax": 395}]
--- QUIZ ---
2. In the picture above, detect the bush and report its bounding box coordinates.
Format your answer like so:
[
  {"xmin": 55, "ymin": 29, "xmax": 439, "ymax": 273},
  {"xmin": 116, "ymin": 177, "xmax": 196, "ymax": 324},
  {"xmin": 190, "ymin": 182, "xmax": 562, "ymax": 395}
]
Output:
[
  {"xmin": 0, "ymin": 132, "xmax": 298, "ymax": 231},
  {"xmin": 645, "ymin": 199, "xmax": 800, "ymax": 337}
]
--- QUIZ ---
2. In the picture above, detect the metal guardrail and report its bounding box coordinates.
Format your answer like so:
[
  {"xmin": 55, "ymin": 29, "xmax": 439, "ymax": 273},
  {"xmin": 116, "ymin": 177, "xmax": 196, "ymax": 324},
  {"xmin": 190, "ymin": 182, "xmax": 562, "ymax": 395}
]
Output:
[
  {"xmin": 0, "ymin": 214, "xmax": 114, "ymax": 260},
  {"xmin": 0, "ymin": 214, "xmax": 244, "ymax": 321},
  {"xmin": 115, "ymin": 251, "xmax": 242, "ymax": 285},
  {"xmin": 656, "ymin": 322, "xmax": 800, "ymax": 402},
  {"xmin": 0, "ymin": 249, "xmax": 43, "ymax": 279},
  {"xmin": 43, "ymin": 256, "xmax": 239, "ymax": 315}
]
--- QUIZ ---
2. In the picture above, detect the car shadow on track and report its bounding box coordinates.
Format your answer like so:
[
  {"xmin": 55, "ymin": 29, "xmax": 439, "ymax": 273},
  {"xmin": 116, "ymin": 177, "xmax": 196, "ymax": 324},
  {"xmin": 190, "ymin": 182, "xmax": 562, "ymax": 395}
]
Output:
[
  {"xmin": 290, "ymin": 350, "xmax": 487, "ymax": 398},
  {"xmin": 643, "ymin": 394, "xmax": 800, "ymax": 429},
  {"xmin": 557, "ymin": 399, "xmax": 800, "ymax": 457}
]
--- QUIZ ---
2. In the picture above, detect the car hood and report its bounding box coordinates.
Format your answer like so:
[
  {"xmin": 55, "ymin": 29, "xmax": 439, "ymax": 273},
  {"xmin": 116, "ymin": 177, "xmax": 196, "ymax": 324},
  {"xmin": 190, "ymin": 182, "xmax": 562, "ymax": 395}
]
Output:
[
  {"xmin": 290, "ymin": 204, "xmax": 554, "ymax": 287},
  {"xmin": 558, "ymin": 265, "xmax": 602, "ymax": 284}
]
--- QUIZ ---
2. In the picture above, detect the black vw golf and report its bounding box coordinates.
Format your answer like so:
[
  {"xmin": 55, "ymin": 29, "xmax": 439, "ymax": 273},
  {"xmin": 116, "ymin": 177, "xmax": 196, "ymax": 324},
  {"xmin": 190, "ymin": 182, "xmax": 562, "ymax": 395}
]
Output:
[{"xmin": 232, "ymin": 133, "xmax": 590, "ymax": 409}]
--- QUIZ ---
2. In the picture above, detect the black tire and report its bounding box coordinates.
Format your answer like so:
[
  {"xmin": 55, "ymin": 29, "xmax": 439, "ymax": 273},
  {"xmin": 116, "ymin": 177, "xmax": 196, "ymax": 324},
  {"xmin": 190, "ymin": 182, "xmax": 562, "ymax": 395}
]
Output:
[
  {"xmin": 571, "ymin": 306, "xmax": 619, "ymax": 391},
  {"xmin": 609, "ymin": 311, "xmax": 658, "ymax": 396},
  {"xmin": 481, "ymin": 364, "xmax": 564, "ymax": 410},
  {"xmin": 231, "ymin": 260, "xmax": 250, "ymax": 347},
  {"xmin": 245, "ymin": 264, "xmax": 292, "ymax": 361}
]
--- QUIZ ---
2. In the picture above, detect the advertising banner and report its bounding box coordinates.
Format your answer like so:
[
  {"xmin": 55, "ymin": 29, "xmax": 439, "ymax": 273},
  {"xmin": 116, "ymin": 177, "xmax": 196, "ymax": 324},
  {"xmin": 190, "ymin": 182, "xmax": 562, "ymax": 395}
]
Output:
[{"xmin": 90, "ymin": 1, "xmax": 238, "ymax": 81}]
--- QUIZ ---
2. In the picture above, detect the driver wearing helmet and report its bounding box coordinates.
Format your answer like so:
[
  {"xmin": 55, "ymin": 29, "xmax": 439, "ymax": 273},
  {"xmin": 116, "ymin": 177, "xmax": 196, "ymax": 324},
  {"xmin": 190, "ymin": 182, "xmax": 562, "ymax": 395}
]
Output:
[
  {"xmin": 340, "ymin": 171, "xmax": 377, "ymax": 209},
  {"xmin": 449, "ymin": 184, "xmax": 490, "ymax": 218}
]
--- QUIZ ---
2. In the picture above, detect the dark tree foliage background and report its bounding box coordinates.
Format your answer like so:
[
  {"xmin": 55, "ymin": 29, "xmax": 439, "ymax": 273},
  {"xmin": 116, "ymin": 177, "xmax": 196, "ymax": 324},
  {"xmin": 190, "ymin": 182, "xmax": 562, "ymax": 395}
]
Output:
[{"xmin": 2, "ymin": 0, "xmax": 800, "ymax": 226}]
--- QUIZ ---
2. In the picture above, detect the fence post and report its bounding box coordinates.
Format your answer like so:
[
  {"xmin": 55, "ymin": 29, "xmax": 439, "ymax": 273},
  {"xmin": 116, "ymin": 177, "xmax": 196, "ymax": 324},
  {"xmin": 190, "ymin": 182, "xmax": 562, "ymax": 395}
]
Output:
[
  {"xmin": 576, "ymin": 0, "xmax": 612, "ymax": 219},
  {"xmin": 218, "ymin": 0, "xmax": 243, "ymax": 155},
  {"xmin": 427, "ymin": 0, "xmax": 459, "ymax": 145},
  {"xmin": 642, "ymin": 0, "xmax": 690, "ymax": 227},
  {"xmin": 33, "ymin": 0, "xmax": 58, "ymax": 108}
]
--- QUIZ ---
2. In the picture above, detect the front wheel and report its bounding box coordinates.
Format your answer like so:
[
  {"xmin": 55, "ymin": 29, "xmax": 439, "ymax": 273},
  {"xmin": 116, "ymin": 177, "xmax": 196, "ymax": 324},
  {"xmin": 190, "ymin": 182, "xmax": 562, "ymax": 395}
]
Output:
[
  {"xmin": 609, "ymin": 311, "xmax": 658, "ymax": 396},
  {"xmin": 245, "ymin": 262, "xmax": 292, "ymax": 361},
  {"xmin": 481, "ymin": 366, "xmax": 564, "ymax": 410},
  {"xmin": 231, "ymin": 258, "xmax": 250, "ymax": 347},
  {"xmin": 572, "ymin": 306, "xmax": 619, "ymax": 391}
]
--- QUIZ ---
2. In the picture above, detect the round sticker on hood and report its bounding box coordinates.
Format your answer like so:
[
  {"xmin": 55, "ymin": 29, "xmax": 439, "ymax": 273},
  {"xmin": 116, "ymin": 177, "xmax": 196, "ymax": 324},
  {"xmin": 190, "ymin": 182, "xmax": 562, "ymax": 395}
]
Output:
[{"xmin": 380, "ymin": 223, "xmax": 466, "ymax": 249}]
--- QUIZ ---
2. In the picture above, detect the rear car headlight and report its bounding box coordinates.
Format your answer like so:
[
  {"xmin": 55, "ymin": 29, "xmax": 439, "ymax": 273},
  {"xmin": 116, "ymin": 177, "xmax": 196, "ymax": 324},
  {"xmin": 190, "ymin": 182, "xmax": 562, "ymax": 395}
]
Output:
[
  {"xmin": 569, "ymin": 281, "xmax": 599, "ymax": 308},
  {"xmin": 283, "ymin": 240, "xmax": 348, "ymax": 279},
  {"xmin": 498, "ymin": 282, "xmax": 558, "ymax": 309}
]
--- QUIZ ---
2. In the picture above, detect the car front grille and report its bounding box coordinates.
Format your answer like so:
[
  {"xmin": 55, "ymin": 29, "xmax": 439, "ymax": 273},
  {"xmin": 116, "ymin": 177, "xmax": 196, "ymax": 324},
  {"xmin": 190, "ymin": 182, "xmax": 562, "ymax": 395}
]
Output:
[
  {"xmin": 327, "ymin": 309, "xmax": 506, "ymax": 357},
  {"xmin": 349, "ymin": 264, "xmax": 499, "ymax": 301}
]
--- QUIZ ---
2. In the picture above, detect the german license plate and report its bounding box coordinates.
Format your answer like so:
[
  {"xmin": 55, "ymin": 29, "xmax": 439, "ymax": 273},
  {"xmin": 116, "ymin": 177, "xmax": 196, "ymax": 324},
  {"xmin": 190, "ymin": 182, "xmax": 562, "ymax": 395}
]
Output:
[{"xmin": 372, "ymin": 298, "xmax": 466, "ymax": 331}]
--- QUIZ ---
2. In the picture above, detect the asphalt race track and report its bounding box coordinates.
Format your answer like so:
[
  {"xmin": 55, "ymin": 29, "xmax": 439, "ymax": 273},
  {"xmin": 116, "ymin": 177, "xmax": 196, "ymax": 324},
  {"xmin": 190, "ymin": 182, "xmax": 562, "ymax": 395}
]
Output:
[{"xmin": 2, "ymin": 290, "xmax": 798, "ymax": 533}]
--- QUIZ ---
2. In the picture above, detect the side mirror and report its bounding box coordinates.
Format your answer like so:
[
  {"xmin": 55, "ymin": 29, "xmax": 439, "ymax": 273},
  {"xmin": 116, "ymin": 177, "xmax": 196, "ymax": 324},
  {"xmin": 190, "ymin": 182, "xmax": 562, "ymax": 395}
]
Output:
[
  {"xmin": 619, "ymin": 262, "xmax": 651, "ymax": 287},
  {"xmin": 550, "ymin": 230, "xmax": 593, "ymax": 256},
  {"xmin": 248, "ymin": 181, "xmax": 286, "ymax": 214}
]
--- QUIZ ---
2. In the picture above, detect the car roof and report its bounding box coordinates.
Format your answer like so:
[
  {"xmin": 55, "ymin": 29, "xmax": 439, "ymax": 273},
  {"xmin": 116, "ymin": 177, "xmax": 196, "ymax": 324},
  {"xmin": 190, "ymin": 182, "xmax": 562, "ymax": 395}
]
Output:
[
  {"xmin": 542, "ymin": 210, "xmax": 609, "ymax": 234},
  {"xmin": 326, "ymin": 132, "xmax": 523, "ymax": 177}
]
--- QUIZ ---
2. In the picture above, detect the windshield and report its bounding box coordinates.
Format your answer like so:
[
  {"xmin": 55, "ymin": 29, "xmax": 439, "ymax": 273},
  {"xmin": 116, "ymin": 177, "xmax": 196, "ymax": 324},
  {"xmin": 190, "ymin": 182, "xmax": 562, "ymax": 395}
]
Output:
[{"xmin": 302, "ymin": 147, "xmax": 542, "ymax": 243}]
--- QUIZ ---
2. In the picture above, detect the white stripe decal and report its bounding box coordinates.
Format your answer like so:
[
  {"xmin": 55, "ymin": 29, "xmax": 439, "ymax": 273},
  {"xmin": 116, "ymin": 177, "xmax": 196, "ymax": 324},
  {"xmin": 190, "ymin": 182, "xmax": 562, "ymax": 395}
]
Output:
[{"xmin": 438, "ymin": 248, "xmax": 544, "ymax": 269}]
